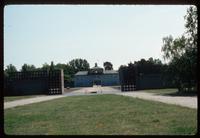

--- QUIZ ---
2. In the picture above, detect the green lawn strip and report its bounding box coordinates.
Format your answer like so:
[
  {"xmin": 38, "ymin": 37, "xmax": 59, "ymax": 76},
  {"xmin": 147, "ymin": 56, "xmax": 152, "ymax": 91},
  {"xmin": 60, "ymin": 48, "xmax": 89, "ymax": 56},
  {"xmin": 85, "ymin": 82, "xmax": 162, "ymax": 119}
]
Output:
[
  {"xmin": 140, "ymin": 88, "xmax": 178, "ymax": 95},
  {"xmin": 4, "ymin": 95, "xmax": 43, "ymax": 102},
  {"xmin": 4, "ymin": 94, "xmax": 197, "ymax": 135}
]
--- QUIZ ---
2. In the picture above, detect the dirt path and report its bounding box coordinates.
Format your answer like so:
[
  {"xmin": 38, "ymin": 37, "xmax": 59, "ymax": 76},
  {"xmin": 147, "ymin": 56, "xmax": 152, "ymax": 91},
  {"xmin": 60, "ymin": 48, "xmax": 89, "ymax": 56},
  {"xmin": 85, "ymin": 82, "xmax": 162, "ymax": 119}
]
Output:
[
  {"xmin": 4, "ymin": 95, "xmax": 65, "ymax": 109},
  {"xmin": 116, "ymin": 91, "xmax": 197, "ymax": 109},
  {"xmin": 67, "ymin": 86, "xmax": 120, "ymax": 94},
  {"xmin": 4, "ymin": 87, "xmax": 197, "ymax": 109},
  {"xmin": 4, "ymin": 86, "xmax": 120, "ymax": 109}
]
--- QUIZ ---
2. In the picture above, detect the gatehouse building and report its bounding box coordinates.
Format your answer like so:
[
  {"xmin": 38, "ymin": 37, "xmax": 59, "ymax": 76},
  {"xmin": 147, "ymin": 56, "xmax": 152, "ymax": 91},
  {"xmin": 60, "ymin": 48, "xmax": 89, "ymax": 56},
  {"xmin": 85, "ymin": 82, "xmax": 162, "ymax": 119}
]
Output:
[{"xmin": 74, "ymin": 63, "xmax": 120, "ymax": 87}]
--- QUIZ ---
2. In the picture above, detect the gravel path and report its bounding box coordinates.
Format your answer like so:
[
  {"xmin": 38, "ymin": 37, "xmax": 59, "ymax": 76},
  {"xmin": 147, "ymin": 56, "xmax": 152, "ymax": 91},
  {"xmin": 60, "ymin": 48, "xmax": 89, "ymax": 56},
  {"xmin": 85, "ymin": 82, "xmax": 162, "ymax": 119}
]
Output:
[
  {"xmin": 4, "ymin": 95, "xmax": 65, "ymax": 109},
  {"xmin": 66, "ymin": 86, "xmax": 120, "ymax": 94},
  {"xmin": 116, "ymin": 91, "xmax": 197, "ymax": 109},
  {"xmin": 4, "ymin": 87, "xmax": 197, "ymax": 109},
  {"xmin": 4, "ymin": 86, "xmax": 120, "ymax": 109}
]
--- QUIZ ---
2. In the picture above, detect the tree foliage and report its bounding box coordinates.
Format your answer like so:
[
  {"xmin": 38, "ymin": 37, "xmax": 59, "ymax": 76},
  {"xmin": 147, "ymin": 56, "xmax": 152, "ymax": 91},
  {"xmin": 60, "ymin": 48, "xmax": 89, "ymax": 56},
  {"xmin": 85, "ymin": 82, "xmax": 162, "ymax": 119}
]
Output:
[
  {"xmin": 161, "ymin": 6, "xmax": 197, "ymax": 92},
  {"xmin": 54, "ymin": 63, "xmax": 74, "ymax": 81},
  {"xmin": 103, "ymin": 61, "xmax": 113, "ymax": 70},
  {"xmin": 4, "ymin": 64, "xmax": 18, "ymax": 78},
  {"xmin": 68, "ymin": 58, "xmax": 90, "ymax": 73},
  {"xmin": 184, "ymin": 6, "xmax": 197, "ymax": 49},
  {"xmin": 5, "ymin": 64, "xmax": 17, "ymax": 73},
  {"xmin": 134, "ymin": 58, "xmax": 162, "ymax": 66},
  {"xmin": 162, "ymin": 35, "xmax": 187, "ymax": 60},
  {"xmin": 40, "ymin": 63, "xmax": 50, "ymax": 71},
  {"xmin": 21, "ymin": 64, "xmax": 36, "ymax": 72}
]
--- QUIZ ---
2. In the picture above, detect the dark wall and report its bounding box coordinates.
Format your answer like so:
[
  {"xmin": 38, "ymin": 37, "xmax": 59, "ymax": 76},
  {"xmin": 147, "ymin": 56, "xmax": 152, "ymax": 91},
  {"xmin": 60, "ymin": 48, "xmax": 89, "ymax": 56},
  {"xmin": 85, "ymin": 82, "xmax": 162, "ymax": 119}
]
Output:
[
  {"xmin": 119, "ymin": 65, "xmax": 175, "ymax": 91},
  {"xmin": 136, "ymin": 74, "xmax": 164, "ymax": 90},
  {"xmin": 119, "ymin": 66, "xmax": 135, "ymax": 85},
  {"xmin": 6, "ymin": 79, "xmax": 48, "ymax": 96},
  {"xmin": 4, "ymin": 70, "xmax": 64, "ymax": 96}
]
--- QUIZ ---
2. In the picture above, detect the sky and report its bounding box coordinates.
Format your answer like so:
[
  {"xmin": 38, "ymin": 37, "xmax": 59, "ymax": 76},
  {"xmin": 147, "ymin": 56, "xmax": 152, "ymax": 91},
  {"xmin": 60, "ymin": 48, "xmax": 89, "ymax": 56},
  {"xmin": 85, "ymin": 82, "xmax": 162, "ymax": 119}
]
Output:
[{"xmin": 4, "ymin": 5, "xmax": 190, "ymax": 70}]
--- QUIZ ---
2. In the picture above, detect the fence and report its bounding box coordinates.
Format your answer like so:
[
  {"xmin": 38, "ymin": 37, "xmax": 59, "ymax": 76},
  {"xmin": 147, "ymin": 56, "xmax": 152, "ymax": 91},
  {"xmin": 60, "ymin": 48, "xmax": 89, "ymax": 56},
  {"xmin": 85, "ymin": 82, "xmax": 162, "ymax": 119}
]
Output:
[
  {"xmin": 121, "ymin": 84, "xmax": 135, "ymax": 91},
  {"xmin": 48, "ymin": 70, "xmax": 64, "ymax": 95},
  {"xmin": 4, "ymin": 70, "xmax": 64, "ymax": 96},
  {"xmin": 119, "ymin": 65, "xmax": 136, "ymax": 92}
]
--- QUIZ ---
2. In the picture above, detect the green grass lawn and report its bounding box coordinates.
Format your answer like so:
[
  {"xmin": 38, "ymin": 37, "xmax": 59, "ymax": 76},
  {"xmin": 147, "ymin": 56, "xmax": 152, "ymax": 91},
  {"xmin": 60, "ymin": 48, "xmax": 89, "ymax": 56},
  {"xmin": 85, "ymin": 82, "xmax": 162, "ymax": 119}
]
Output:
[
  {"xmin": 4, "ymin": 94, "xmax": 197, "ymax": 135},
  {"xmin": 4, "ymin": 95, "xmax": 43, "ymax": 102}
]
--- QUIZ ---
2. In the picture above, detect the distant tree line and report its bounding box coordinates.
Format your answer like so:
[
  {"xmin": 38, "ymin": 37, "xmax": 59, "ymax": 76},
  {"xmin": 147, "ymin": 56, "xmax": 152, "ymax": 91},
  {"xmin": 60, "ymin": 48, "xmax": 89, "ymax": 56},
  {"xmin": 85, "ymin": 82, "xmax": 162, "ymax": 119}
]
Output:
[
  {"xmin": 4, "ymin": 58, "xmax": 89, "ymax": 83},
  {"xmin": 119, "ymin": 57, "xmax": 165, "ymax": 76}
]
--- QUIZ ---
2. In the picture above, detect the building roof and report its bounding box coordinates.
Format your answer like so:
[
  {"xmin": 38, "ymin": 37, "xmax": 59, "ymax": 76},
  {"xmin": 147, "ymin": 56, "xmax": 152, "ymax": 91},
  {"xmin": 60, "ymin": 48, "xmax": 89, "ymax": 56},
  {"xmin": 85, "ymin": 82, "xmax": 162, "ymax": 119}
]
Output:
[
  {"xmin": 103, "ymin": 70, "xmax": 118, "ymax": 74},
  {"xmin": 88, "ymin": 63, "xmax": 103, "ymax": 75},
  {"xmin": 90, "ymin": 63, "xmax": 103, "ymax": 70},
  {"xmin": 75, "ymin": 70, "xmax": 118, "ymax": 76},
  {"xmin": 75, "ymin": 63, "xmax": 118, "ymax": 76},
  {"xmin": 90, "ymin": 66, "xmax": 103, "ymax": 70},
  {"xmin": 75, "ymin": 71, "xmax": 88, "ymax": 76}
]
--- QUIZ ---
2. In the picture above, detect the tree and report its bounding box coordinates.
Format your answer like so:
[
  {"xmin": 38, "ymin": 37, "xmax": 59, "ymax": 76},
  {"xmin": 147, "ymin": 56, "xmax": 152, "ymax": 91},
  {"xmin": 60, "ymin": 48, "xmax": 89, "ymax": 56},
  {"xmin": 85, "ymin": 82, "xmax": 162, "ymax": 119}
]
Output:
[
  {"xmin": 4, "ymin": 64, "xmax": 17, "ymax": 73},
  {"xmin": 162, "ymin": 6, "xmax": 197, "ymax": 60},
  {"xmin": 184, "ymin": 6, "xmax": 197, "ymax": 50},
  {"xmin": 21, "ymin": 64, "xmax": 36, "ymax": 72},
  {"xmin": 161, "ymin": 6, "xmax": 197, "ymax": 92},
  {"xmin": 4, "ymin": 64, "xmax": 17, "ymax": 78},
  {"xmin": 162, "ymin": 35, "xmax": 187, "ymax": 60},
  {"xmin": 152, "ymin": 58, "xmax": 162, "ymax": 65},
  {"xmin": 55, "ymin": 63, "xmax": 74, "ymax": 81},
  {"xmin": 68, "ymin": 58, "xmax": 90, "ymax": 73},
  {"xmin": 184, "ymin": 6, "xmax": 197, "ymax": 87},
  {"xmin": 103, "ymin": 61, "xmax": 113, "ymax": 70},
  {"xmin": 41, "ymin": 63, "xmax": 50, "ymax": 71}
]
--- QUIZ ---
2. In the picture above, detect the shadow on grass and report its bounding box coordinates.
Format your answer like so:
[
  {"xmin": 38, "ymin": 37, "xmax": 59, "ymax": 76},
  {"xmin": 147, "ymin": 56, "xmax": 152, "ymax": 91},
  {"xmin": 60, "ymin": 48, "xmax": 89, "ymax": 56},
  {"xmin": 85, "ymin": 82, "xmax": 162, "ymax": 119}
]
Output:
[{"xmin": 161, "ymin": 91, "xmax": 197, "ymax": 97}]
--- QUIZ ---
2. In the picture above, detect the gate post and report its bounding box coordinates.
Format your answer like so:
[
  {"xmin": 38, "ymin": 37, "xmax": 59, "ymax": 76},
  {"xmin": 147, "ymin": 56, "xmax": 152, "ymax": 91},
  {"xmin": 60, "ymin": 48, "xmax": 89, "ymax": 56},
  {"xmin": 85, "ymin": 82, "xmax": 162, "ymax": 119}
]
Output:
[{"xmin": 60, "ymin": 69, "xmax": 64, "ymax": 94}]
